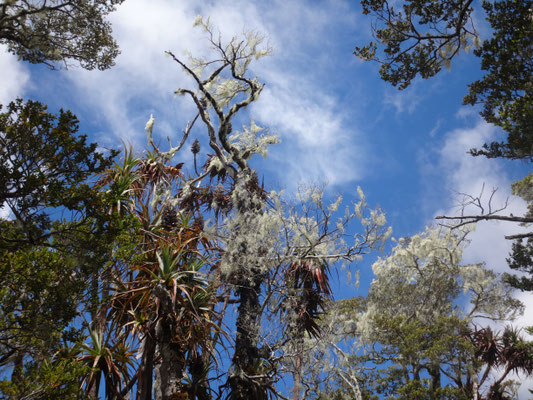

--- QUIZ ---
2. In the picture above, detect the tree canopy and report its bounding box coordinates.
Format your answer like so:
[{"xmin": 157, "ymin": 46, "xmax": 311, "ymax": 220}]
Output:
[
  {"xmin": 314, "ymin": 226, "xmax": 529, "ymax": 400},
  {"xmin": 0, "ymin": 0, "xmax": 124, "ymax": 70},
  {"xmin": 0, "ymin": 3, "xmax": 532, "ymax": 399},
  {"xmin": 0, "ymin": 18, "xmax": 392, "ymax": 399},
  {"xmin": 355, "ymin": 0, "xmax": 532, "ymax": 160},
  {"xmin": 0, "ymin": 98, "xmax": 121, "ymax": 398},
  {"xmin": 357, "ymin": 0, "xmax": 533, "ymax": 302}
]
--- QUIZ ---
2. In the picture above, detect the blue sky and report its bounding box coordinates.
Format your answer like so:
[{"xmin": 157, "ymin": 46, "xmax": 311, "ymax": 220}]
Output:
[{"xmin": 1, "ymin": 0, "xmax": 532, "ymax": 395}]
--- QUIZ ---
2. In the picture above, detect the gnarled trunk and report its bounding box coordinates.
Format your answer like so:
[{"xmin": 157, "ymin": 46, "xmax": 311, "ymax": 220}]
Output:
[
  {"xmin": 154, "ymin": 319, "xmax": 185, "ymax": 400},
  {"xmin": 152, "ymin": 283, "xmax": 186, "ymax": 400},
  {"xmin": 228, "ymin": 271, "xmax": 267, "ymax": 400}
]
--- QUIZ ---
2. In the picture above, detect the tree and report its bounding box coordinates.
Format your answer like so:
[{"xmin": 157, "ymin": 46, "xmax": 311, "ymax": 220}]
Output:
[
  {"xmin": 313, "ymin": 225, "xmax": 526, "ymax": 400},
  {"xmin": 436, "ymin": 177, "xmax": 533, "ymax": 294},
  {"xmin": 60, "ymin": 17, "xmax": 393, "ymax": 400},
  {"xmin": 354, "ymin": 0, "xmax": 532, "ymax": 160},
  {"xmin": 503, "ymin": 174, "xmax": 533, "ymax": 292},
  {"xmin": 0, "ymin": 98, "xmax": 119, "ymax": 249},
  {"xmin": 87, "ymin": 141, "xmax": 220, "ymax": 399},
  {"xmin": 462, "ymin": 0, "xmax": 533, "ymax": 161},
  {"xmin": 168, "ymin": 18, "xmax": 392, "ymax": 399},
  {"xmin": 0, "ymin": 0, "xmax": 125, "ymax": 70},
  {"xmin": 469, "ymin": 325, "xmax": 533, "ymax": 400},
  {"xmin": 0, "ymin": 99, "xmax": 120, "ymax": 398},
  {"xmin": 505, "ymin": 237, "xmax": 533, "ymax": 292},
  {"xmin": 355, "ymin": 0, "xmax": 533, "ymax": 302}
]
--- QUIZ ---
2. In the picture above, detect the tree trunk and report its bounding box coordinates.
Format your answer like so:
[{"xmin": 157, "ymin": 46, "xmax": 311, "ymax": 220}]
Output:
[
  {"xmin": 428, "ymin": 363, "xmax": 441, "ymax": 400},
  {"xmin": 11, "ymin": 351, "xmax": 24, "ymax": 382},
  {"xmin": 188, "ymin": 353, "xmax": 210, "ymax": 400},
  {"xmin": 153, "ymin": 283, "xmax": 186, "ymax": 400},
  {"xmin": 228, "ymin": 272, "xmax": 267, "ymax": 400},
  {"xmin": 226, "ymin": 171, "xmax": 269, "ymax": 400},
  {"xmin": 292, "ymin": 336, "xmax": 303, "ymax": 400},
  {"xmin": 153, "ymin": 318, "xmax": 185, "ymax": 400},
  {"xmin": 136, "ymin": 331, "xmax": 156, "ymax": 400}
]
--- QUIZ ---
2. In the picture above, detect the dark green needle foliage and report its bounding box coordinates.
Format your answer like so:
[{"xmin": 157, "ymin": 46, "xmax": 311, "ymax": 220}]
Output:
[
  {"xmin": 0, "ymin": 98, "xmax": 119, "ymax": 249},
  {"xmin": 463, "ymin": 0, "xmax": 533, "ymax": 160},
  {"xmin": 355, "ymin": 0, "xmax": 532, "ymax": 161},
  {"xmin": 505, "ymin": 237, "xmax": 533, "ymax": 292},
  {"xmin": 0, "ymin": 99, "xmax": 119, "ymax": 398}
]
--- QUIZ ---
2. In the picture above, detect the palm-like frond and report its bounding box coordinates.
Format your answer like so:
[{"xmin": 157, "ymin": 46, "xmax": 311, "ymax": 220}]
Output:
[{"xmin": 78, "ymin": 330, "xmax": 136, "ymax": 396}]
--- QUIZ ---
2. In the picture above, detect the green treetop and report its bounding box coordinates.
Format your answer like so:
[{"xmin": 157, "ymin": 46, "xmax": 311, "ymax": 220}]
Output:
[
  {"xmin": 0, "ymin": 0, "xmax": 124, "ymax": 70},
  {"xmin": 355, "ymin": 0, "xmax": 532, "ymax": 160}
]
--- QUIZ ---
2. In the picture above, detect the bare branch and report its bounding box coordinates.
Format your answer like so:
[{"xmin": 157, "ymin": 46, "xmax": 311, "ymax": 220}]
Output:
[
  {"xmin": 505, "ymin": 232, "xmax": 533, "ymax": 240},
  {"xmin": 436, "ymin": 214, "xmax": 533, "ymax": 224},
  {"xmin": 435, "ymin": 184, "xmax": 531, "ymax": 238}
]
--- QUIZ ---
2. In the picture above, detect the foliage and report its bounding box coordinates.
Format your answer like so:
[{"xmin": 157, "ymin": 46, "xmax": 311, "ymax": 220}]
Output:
[
  {"xmin": 462, "ymin": 0, "xmax": 533, "ymax": 160},
  {"xmin": 355, "ymin": 0, "xmax": 533, "ymax": 160},
  {"xmin": 0, "ymin": 8, "xmax": 529, "ymax": 400},
  {"xmin": 314, "ymin": 225, "xmax": 525, "ymax": 400},
  {"xmin": 81, "ymin": 140, "xmax": 218, "ymax": 399},
  {"xmin": 159, "ymin": 17, "xmax": 392, "ymax": 400},
  {"xmin": 379, "ymin": 0, "xmax": 533, "ymax": 305},
  {"xmin": 0, "ymin": 99, "xmax": 120, "ymax": 398},
  {"xmin": 0, "ymin": 355, "xmax": 91, "ymax": 399},
  {"xmin": 355, "ymin": 0, "xmax": 478, "ymax": 89},
  {"xmin": 503, "ymin": 174, "xmax": 533, "ymax": 292},
  {"xmin": 0, "ymin": 0, "xmax": 124, "ymax": 70},
  {"xmin": 0, "ymin": 98, "xmax": 119, "ymax": 249},
  {"xmin": 505, "ymin": 236, "xmax": 533, "ymax": 292},
  {"xmin": 469, "ymin": 325, "xmax": 533, "ymax": 399},
  {"xmin": 31, "ymin": 17, "xmax": 393, "ymax": 400}
]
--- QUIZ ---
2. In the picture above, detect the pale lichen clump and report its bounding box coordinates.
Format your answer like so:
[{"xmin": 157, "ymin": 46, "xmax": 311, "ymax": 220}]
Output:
[
  {"xmin": 214, "ymin": 79, "xmax": 246, "ymax": 108},
  {"xmin": 146, "ymin": 16, "xmax": 396, "ymax": 397},
  {"xmin": 293, "ymin": 224, "xmax": 523, "ymax": 399},
  {"xmin": 229, "ymin": 121, "xmax": 279, "ymax": 160},
  {"xmin": 218, "ymin": 171, "xmax": 282, "ymax": 280},
  {"xmin": 179, "ymin": 15, "xmax": 272, "ymax": 112},
  {"xmin": 215, "ymin": 183, "xmax": 391, "ymax": 398},
  {"xmin": 217, "ymin": 184, "xmax": 391, "ymax": 282},
  {"xmin": 206, "ymin": 156, "xmax": 225, "ymax": 175},
  {"xmin": 357, "ymin": 225, "xmax": 522, "ymax": 343}
]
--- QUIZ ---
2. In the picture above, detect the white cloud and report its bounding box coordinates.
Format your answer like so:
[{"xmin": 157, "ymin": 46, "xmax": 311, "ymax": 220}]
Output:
[
  {"xmin": 0, "ymin": 204, "xmax": 12, "ymax": 219},
  {"xmin": 251, "ymin": 85, "xmax": 363, "ymax": 187},
  {"xmin": 428, "ymin": 118, "xmax": 442, "ymax": 138},
  {"xmin": 61, "ymin": 0, "xmax": 202, "ymax": 147},
  {"xmin": 435, "ymin": 117, "xmax": 528, "ymax": 272},
  {"xmin": 428, "ymin": 113, "xmax": 532, "ymax": 395},
  {"xmin": 383, "ymin": 85, "xmax": 421, "ymax": 114},
  {"xmin": 56, "ymin": 0, "xmax": 365, "ymax": 187},
  {"xmin": 0, "ymin": 45, "xmax": 29, "ymax": 104}
]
